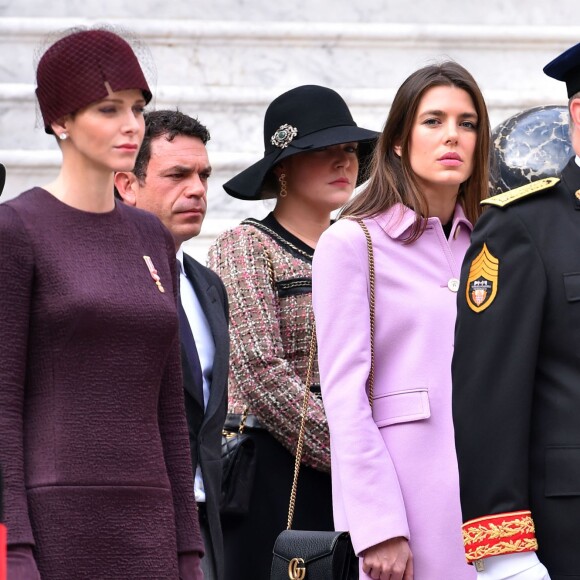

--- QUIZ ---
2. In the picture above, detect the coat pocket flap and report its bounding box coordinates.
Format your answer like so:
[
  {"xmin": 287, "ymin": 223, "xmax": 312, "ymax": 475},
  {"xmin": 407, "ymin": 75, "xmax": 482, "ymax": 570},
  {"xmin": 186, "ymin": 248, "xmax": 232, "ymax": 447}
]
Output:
[
  {"xmin": 563, "ymin": 272, "xmax": 580, "ymax": 302},
  {"xmin": 372, "ymin": 388, "xmax": 430, "ymax": 428},
  {"xmin": 545, "ymin": 446, "xmax": 580, "ymax": 496}
]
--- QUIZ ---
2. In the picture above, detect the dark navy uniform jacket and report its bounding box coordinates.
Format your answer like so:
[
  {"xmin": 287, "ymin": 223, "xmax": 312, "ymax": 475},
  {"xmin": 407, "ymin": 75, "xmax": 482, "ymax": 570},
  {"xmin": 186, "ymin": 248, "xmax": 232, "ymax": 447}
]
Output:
[{"xmin": 452, "ymin": 157, "xmax": 580, "ymax": 579}]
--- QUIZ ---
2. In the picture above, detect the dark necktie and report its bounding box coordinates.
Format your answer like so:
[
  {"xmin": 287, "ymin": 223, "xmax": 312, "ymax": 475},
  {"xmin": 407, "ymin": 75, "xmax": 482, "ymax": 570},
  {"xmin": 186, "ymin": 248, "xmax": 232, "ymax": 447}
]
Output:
[{"xmin": 176, "ymin": 260, "xmax": 205, "ymax": 409}]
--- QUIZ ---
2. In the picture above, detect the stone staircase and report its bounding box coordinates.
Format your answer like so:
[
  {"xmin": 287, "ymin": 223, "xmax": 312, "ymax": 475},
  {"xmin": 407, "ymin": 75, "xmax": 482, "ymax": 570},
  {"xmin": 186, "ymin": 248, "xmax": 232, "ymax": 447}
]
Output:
[{"xmin": 1, "ymin": 5, "xmax": 579, "ymax": 260}]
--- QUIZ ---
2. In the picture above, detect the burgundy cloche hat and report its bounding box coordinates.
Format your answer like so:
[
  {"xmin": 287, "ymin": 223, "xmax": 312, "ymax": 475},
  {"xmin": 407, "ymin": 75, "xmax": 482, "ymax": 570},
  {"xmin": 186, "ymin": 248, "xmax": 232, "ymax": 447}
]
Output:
[
  {"xmin": 223, "ymin": 85, "xmax": 379, "ymax": 201},
  {"xmin": 36, "ymin": 28, "xmax": 152, "ymax": 134}
]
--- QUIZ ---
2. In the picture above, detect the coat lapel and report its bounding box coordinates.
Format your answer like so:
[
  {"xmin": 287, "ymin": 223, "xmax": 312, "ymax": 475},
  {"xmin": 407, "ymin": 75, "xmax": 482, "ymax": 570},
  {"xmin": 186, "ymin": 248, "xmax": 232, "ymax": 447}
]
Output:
[{"xmin": 182, "ymin": 254, "xmax": 229, "ymax": 428}]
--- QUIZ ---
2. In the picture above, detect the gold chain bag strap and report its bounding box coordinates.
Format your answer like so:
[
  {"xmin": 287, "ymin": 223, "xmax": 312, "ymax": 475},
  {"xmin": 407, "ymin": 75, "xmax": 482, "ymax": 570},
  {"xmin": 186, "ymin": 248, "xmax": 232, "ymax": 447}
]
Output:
[{"xmin": 271, "ymin": 218, "xmax": 376, "ymax": 580}]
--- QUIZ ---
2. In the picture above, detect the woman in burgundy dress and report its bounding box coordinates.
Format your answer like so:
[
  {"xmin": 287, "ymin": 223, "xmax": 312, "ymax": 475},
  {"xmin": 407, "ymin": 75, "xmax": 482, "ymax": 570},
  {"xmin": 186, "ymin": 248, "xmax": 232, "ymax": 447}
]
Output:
[{"xmin": 0, "ymin": 28, "xmax": 203, "ymax": 579}]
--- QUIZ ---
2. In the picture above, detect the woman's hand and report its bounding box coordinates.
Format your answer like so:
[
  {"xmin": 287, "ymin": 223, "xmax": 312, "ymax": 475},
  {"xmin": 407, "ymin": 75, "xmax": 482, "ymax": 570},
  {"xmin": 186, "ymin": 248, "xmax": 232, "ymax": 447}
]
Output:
[
  {"xmin": 362, "ymin": 536, "xmax": 413, "ymax": 580},
  {"xmin": 178, "ymin": 551, "xmax": 204, "ymax": 580},
  {"xmin": 8, "ymin": 545, "xmax": 42, "ymax": 580}
]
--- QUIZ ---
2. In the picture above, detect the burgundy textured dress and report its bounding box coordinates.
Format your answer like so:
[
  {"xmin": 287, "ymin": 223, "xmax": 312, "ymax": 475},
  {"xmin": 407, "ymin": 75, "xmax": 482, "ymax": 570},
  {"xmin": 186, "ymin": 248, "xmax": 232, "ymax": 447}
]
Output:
[{"xmin": 0, "ymin": 188, "xmax": 202, "ymax": 579}]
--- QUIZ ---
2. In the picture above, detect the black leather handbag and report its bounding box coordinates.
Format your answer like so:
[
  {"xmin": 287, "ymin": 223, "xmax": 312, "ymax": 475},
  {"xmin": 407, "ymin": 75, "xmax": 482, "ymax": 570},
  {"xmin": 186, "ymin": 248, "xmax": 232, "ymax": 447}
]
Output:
[
  {"xmin": 268, "ymin": 327, "xmax": 361, "ymax": 579},
  {"xmin": 220, "ymin": 408, "xmax": 257, "ymax": 516},
  {"xmin": 272, "ymin": 530, "xmax": 358, "ymax": 580},
  {"xmin": 271, "ymin": 219, "xmax": 376, "ymax": 580}
]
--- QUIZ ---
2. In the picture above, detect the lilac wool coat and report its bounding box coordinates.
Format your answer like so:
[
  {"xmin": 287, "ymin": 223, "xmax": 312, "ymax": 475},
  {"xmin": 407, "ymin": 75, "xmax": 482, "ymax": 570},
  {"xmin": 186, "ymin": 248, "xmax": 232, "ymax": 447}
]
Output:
[{"xmin": 312, "ymin": 204, "xmax": 476, "ymax": 579}]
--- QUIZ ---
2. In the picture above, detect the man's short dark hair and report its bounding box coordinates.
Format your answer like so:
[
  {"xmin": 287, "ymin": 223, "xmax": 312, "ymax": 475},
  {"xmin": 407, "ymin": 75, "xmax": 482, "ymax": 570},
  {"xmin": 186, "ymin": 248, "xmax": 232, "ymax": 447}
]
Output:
[{"xmin": 133, "ymin": 109, "xmax": 210, "ymax": 184}]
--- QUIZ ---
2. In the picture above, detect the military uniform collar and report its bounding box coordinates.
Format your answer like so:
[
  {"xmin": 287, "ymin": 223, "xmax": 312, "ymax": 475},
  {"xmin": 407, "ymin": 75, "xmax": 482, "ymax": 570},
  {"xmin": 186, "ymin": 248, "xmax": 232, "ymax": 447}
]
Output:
[{"xmin": 561, "ymin": 156, "xmax": 580, "ymax": 209}]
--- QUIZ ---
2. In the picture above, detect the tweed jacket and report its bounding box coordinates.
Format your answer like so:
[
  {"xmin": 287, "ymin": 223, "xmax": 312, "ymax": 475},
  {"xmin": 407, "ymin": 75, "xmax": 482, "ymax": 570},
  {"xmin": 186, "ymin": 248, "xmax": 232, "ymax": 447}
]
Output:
[
  {"xmin": 312, "ymin": 204, "xmax": 476, "ymax": 579},
  {"xmin": 207, "ymin": 214, "xmax": 330, "ymax": 472}
]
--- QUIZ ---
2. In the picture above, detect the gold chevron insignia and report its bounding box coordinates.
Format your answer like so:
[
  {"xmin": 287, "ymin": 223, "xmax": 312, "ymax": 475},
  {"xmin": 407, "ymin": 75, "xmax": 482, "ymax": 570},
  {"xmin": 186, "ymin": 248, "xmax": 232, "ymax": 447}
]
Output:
[
  {"xmin": 466, "ymin": 243, "xmax": 499, "ymax": 313},
  {"xmin": 482, "ymin": 177, "xmax": 559, "ymax": 208}
]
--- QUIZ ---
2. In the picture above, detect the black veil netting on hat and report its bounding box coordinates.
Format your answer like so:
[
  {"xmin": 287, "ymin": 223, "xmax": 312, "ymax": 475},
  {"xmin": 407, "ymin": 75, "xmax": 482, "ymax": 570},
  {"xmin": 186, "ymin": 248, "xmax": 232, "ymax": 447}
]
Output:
[{"xmin": 32, "ymin": 23, "xmax": 157, "ymax": 132}]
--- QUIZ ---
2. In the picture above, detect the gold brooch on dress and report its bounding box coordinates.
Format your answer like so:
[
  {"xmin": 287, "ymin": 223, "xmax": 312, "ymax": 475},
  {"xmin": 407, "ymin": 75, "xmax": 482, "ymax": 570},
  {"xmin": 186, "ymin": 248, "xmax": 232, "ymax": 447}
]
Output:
[{"xmin": 143, "ymin": 256, "xmax": 165, "ymax": 293}]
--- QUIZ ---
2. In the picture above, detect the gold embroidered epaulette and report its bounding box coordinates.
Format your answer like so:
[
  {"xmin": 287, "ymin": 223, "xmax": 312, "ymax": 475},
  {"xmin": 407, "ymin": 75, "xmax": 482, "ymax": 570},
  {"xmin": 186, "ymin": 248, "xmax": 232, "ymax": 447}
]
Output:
[
  {"xmin": 462, "ymin": 510, "xmax": 538, "ymax": 564},
  {"xmin": 482, "ymin": 177, "xmax": 560, "ymax": 208}
]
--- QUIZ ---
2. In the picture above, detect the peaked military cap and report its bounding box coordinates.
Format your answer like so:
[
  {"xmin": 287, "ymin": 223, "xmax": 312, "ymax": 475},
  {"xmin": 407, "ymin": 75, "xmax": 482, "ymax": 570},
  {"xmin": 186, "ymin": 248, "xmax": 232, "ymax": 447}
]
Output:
[{"xmin": 544, "ymin": 42, "xmax": 580, "ymax": 98}]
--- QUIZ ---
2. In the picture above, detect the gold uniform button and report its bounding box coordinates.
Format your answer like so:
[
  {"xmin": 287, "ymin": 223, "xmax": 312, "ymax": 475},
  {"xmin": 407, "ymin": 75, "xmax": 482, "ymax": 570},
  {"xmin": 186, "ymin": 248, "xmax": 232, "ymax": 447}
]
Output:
[{"xmin": 448, "ymin": 278, "xmax": 460, "ymax": 292}]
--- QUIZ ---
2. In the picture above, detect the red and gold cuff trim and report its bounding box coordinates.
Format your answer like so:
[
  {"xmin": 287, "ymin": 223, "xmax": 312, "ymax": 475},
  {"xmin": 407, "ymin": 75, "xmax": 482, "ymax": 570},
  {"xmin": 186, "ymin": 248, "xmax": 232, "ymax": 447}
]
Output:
[{"xmin": 462, "ymin": 510, "xmax": 538, "ymax": 562}]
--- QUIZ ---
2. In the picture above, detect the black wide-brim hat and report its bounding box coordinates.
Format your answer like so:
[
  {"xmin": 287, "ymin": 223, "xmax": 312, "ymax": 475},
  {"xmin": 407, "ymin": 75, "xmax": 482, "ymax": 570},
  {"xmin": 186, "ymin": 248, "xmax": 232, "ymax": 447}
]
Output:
[
  {"xmin": 0, "ymin": 163, "xmax": 5, "ymax": 197},
  {"xmin": 224, "ymin": 85, "xmax": 379, "ymax": 200}
]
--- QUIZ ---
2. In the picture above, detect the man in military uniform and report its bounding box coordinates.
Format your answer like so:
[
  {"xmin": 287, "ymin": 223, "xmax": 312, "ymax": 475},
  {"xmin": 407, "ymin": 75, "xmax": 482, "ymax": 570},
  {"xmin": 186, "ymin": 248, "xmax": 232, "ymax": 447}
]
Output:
[{"xmin": 452, "ymin": 42, "xmax": 580, "ymax": 579}]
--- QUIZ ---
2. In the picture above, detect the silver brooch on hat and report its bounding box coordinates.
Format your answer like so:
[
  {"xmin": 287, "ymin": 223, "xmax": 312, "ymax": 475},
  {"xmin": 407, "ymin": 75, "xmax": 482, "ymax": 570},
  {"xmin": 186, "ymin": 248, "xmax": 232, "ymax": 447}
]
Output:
[{"xmin": 271, "ymin": 124, "xmax": 298, "ymax": 149}]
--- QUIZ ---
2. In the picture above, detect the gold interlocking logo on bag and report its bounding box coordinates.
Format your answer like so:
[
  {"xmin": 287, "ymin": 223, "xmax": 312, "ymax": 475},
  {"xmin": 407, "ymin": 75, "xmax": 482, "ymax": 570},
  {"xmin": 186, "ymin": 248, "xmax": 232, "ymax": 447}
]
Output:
[
  {"xmin": 288, "ymin": 558, "xmax": 306, "ymax": 579},
  {"xmin": 466, "ymin": 243, "xmax": 499, "ymax": 313}
]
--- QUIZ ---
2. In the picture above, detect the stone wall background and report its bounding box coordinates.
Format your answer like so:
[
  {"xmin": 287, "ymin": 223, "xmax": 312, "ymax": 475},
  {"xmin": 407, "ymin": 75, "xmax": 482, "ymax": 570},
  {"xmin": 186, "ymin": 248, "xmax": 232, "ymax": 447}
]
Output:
[{"xmin": 1, "ymin": 1, "xmax": 578, "ymax": 259}]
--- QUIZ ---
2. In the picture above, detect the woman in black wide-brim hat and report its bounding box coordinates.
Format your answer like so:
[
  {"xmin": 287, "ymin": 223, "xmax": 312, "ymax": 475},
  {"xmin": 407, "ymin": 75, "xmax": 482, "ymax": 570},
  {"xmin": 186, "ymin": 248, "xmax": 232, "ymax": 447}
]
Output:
[{"xmin": 208, "ymin": 85, "xmax": 377, "ymax": 579}]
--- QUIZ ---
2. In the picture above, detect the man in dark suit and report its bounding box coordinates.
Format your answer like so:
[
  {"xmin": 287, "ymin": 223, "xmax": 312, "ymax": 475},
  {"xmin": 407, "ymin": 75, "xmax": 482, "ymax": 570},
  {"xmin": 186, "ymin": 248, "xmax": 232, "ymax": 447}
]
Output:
[
  {"xmin": 452, "ymin": 43, "xmax": 580, "ymax": 579},
  {"xmin": 115, "ymin": 111, "xmax": 229, "ymax": 580}
]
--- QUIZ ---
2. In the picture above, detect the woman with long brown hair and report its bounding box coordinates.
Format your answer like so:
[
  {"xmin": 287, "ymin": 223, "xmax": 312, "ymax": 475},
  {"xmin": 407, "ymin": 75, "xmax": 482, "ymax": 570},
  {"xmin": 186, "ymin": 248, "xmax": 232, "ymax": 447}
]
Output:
[{"xmin": 313, "ymin": 61, "xmax": 490, "ymax": 579}]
